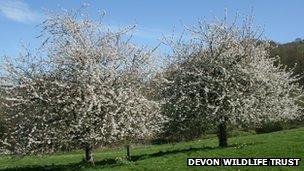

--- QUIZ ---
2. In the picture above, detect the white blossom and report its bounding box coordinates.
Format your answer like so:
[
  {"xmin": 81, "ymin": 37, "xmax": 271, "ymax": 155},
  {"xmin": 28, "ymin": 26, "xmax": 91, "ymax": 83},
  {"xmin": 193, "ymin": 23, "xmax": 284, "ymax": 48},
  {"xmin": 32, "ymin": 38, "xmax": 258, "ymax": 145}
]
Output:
[
  {"xmin": 0, "ymin": 10, "xmax": 166, "ymax": 157},
  {"xmin": 159, "ymin": 14, "xmax": 303, "ymax": 140}
]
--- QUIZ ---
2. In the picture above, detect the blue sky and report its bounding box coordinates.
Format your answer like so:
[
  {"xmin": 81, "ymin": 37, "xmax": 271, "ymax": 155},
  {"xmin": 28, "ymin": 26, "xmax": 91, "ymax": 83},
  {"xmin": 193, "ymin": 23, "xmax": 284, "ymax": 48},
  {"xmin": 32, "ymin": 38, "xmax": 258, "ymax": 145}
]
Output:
[{"xmin": 0, "ymin": 0, "xmax": 304, "ymax": 57}]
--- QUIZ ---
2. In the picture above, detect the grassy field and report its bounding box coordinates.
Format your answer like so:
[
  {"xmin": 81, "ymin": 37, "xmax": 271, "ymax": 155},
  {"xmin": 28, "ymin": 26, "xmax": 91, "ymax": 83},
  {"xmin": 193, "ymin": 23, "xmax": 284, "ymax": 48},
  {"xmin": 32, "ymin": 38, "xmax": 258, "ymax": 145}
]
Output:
[{"xmin": 0, "ymin": 127, "xmax": 303, "ymax": 171}]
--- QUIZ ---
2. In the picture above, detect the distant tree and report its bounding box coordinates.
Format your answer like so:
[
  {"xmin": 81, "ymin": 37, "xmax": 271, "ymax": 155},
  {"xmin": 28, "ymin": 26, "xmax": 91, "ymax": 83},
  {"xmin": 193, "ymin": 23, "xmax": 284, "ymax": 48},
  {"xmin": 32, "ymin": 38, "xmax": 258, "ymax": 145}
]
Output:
[
  {"xmin": 294, "ymin": 38, "xmax": 302, "ymax": 43},
  {"xmin": 160, "ymin": 14, "xmax": 303, "ymax": 147},
  {"xmin": 0, "ymin": 10, "xmax": 166, "ymax": 163}
]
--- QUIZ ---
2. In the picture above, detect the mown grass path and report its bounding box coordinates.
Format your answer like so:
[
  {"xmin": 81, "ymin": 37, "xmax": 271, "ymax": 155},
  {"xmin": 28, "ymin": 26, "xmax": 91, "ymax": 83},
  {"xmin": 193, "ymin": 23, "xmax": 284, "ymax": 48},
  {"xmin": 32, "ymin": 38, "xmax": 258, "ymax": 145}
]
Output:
[{"xmin": 0, "ymin": 127, "xmax": 303, "ymax": 170}]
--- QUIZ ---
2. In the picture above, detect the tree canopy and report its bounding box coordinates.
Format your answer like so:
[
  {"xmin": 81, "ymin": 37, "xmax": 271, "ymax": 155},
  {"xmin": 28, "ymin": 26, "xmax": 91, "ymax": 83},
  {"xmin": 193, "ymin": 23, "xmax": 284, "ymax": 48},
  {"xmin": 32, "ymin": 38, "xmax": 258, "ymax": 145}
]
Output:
[
  {"xmin": 0, "ymin": 10, "xmax": 166, "ymax": 162},
  {"xmin": 158, "ymin": 15, "xmax": 303, "ymax": 147}
]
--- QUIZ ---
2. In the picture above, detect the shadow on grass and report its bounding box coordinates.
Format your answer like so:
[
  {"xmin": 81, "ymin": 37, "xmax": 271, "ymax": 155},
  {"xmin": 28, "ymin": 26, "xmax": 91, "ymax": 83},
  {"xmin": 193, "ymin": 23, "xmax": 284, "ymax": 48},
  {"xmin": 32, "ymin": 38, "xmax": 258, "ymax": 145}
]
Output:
[{"xmin": 0, "ymin": 142, "xmax": 262, "ymax": 171}]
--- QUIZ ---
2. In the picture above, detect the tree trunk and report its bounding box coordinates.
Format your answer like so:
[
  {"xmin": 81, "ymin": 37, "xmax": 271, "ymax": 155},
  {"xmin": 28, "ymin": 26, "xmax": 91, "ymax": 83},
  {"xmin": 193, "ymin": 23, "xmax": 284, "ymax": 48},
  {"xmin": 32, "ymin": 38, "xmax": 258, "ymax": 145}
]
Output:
[
  {"xmin": 84, "ymin": 144, "xmax": 94, "ymax": 164},
  {"xmin": 217, "ymin": 121, "xmax": 228, "ymax": 148},
  {"xmin": 126, "ymin": 144, "xmax": 130, "ymax": 160}
]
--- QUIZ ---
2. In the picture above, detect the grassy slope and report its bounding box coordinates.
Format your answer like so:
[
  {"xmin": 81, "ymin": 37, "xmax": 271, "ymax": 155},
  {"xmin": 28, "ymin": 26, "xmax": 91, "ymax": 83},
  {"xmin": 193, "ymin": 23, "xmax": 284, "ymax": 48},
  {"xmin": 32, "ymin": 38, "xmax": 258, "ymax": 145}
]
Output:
[{"xmin": 0, "ymin": 127, "xmax": 303, "ymax": 171}]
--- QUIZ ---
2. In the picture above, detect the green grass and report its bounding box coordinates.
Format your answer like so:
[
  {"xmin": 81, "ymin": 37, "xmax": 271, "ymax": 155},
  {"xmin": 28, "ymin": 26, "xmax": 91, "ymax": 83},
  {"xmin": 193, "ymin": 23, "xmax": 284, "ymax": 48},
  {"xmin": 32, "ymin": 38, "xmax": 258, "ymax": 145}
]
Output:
[{"xmin": 0, "ymin": 127, "xmax": 303, "ymax": 171}]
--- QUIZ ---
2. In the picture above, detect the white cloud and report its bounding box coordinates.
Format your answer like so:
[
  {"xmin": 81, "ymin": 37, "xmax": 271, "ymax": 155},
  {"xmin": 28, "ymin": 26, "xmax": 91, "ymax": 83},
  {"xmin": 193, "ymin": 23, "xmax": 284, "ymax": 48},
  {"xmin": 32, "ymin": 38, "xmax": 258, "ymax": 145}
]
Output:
[{"xmin": 0, "ymin": 0, "xmax": 39, "ymax": 24}]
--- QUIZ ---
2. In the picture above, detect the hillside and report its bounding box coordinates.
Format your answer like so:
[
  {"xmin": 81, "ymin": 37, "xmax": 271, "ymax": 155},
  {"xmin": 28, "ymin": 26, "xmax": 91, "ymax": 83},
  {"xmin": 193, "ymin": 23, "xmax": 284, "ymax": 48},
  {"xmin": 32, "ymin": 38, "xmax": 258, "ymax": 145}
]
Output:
[
  {"xmin": 0, "ymin": 127, "xmax": 303, "ymax": 171},
  {"xmin": 271, "ymin": 40, "xmax": 304, "ymax": 85}
]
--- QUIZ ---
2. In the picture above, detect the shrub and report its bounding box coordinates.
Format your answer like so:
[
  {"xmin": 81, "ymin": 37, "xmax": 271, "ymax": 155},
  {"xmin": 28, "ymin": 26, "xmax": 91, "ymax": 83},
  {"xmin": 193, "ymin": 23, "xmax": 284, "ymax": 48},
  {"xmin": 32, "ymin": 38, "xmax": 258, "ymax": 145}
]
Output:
[{"xmin": 255, "ymin": 122, "xmax": 283, "ymax": 134}]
